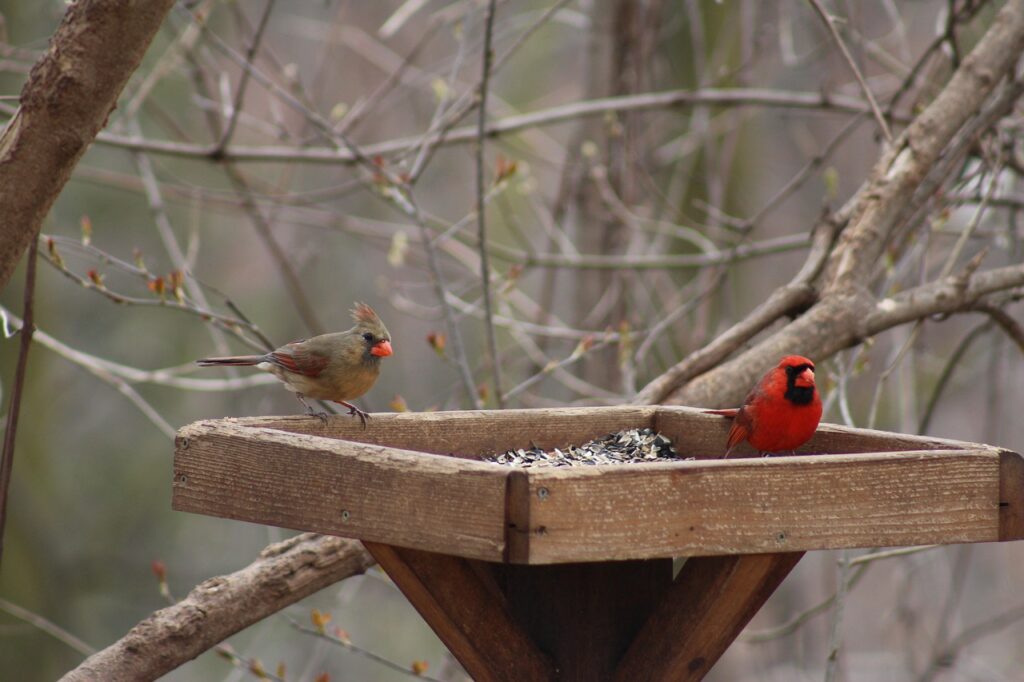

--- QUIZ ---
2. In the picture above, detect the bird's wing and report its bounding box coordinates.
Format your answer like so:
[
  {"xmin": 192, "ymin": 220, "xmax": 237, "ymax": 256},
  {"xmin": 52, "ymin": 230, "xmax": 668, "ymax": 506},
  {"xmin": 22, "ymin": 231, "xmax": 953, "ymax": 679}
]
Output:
[
  {"xmin": 724, "ymin": 407, "xmax": 753, "ymax": 453},
  {"xmin": 267, "ymin": 342, "xmax": 330, "ymax": 377}
]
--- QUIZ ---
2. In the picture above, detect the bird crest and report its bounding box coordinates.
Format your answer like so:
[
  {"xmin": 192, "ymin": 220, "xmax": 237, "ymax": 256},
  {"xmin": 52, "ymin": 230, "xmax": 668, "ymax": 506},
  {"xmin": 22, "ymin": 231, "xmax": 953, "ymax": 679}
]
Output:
[{"xmin": 351, "ymin": 302, "xmax": 381, "ymax": 326}]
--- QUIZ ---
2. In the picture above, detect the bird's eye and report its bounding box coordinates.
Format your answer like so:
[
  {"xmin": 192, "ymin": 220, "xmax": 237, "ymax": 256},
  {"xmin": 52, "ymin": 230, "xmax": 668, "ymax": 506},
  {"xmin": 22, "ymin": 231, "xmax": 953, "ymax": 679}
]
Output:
[{"xmin": 362, "ymin": 332, "xmax": 374, "ymax": 342}]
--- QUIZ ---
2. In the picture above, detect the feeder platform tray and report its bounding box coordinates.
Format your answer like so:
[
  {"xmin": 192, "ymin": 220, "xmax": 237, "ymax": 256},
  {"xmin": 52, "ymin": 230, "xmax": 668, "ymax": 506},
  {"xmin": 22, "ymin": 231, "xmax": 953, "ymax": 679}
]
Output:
[{"xmin": 173, "ymin": 406, "xmax": 1024, "ymax": 681}]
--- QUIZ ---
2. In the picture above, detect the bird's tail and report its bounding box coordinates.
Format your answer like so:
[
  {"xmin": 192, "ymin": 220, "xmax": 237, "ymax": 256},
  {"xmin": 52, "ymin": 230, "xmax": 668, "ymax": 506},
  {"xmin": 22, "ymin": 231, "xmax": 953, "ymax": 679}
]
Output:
[{"xmin": 196, "ymin": 355, "xmax": 266, "ymax": 367}]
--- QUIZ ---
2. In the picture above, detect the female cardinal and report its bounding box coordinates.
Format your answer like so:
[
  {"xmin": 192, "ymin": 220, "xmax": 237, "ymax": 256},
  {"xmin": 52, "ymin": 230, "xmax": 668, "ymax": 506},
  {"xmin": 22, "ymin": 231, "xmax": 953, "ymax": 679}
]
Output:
[
  {"xmin": 196, "ymin": 303, "xmax": 393, "ymax": 427},
  {"xmin": 707, "ymin": 355, "xmax": 822, "ymax": 457}
]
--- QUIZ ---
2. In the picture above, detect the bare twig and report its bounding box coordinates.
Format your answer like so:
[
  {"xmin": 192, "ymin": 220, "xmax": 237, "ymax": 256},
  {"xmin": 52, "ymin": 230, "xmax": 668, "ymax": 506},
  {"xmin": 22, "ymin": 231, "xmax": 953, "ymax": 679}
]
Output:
[
  {"xmin": 87, "ymin": 87, "xmax": 896, "ymax": 165},
  {"xmin": 918, "ymin": 321, "xmax": 991, "ymax": 434},
  {"xmin": 744, "ymin": 562, "xmax": 871, "ymax": 643},
  {"xmin": 970, "ymin": 300, "xmax": 1024, "ymax": 353},
  {"xmin": 222, "ymin": 165, "xmax": 326, "ymax": 335},
  {"xmin": 288, "ymin": 616, "xmax": 446, "ymax": 682},
  {"xmin": 59, "ymin": 534, "xmax": 375, "ymax": 682},
  {"xmin": 214, "ymin": 0, "xmax": 276, "ymax": 154},
  {"xmin": 0, "ymin": 596, "xmax": 95, "ymax": 657},
  {"xmin": 634, "ymin": 216, "xmax": 839, "ymax": 405},
  {"xmin": 35, "ymin": 243, "xmax": 269, "ymax": 352},
  {"xmin": 403, "ymin": 192, "xmax": 482, "ymax": 408},
  {"xmin": 0, "ymin": 238, "xmax": 37, "ymax": 566},
  {"xmin": 476, "ymin": 0, "xmax": 503, "ymax": 407},
  {"xmin": 806, "ymin": 0, "xmax": 893, "ymax": 142},
  {"xmin": 848, "ymin": 545, "xmax": 940, "ymax": 566},
  {"xmin": 824, "ymin": 550, "xmax": 851, "ymax": 682},
  {"xmin": 918, "ymin": 603, "xmax": 1024, "ymax": 682},
  {"xmin": 129, "ymin": 117, "xmax": 239, "ymax": 357}
]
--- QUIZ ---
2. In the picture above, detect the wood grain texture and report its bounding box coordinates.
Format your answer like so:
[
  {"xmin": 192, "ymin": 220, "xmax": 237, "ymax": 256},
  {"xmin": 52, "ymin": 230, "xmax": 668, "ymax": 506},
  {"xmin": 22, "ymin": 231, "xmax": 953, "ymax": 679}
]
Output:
[
  {"xmin": 522, "ymin": 450, "xmax": 1000, "ymax": 563},
  {"xmin": 496, "ymin": 559, "xmax": 673, "ymax": 681},
  {"xmin": 614, "ymin": 553, "xmax": 803, "ymax": 681},
  {"xmin": 176, "ymin": 409, "xmax": 1008, "ymax": 563},
  {"xmin": 1000, "ymin": 451, "xmax": 1024, "ymax": 541},
  {"xmin": 173, "ymin": 421, "xmax": 508, "ymax": 561},
  {"xmin": 228, "ymin": 406, "xmax": 657, "ymax": 459},
  {"xmin": 364, "ymin": 543, "xmax": 553, "ymax": 682},
  {"xmin": 653, "ymin": 405, "xmax": 993, "ymax": 459},
  {"xmin": 229, "ymin": 405, "xmax": 992, "ymax": 461}
]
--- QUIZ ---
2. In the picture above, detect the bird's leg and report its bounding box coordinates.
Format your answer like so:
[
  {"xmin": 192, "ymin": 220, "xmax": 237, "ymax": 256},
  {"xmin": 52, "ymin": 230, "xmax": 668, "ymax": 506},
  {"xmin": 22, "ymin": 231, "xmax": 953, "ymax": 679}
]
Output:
[
  {"xmin": 296, "ymin": 394, "xmax": 329, "ymax": 424},
  {"xmin": 336, "ymin": 400, "xmax": 369, "ymax": 429}
]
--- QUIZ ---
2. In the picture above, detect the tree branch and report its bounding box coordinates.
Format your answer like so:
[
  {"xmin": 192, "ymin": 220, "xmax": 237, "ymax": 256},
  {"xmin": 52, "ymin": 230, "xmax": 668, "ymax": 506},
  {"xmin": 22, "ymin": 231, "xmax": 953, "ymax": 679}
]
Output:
[
  {"xmin": 0, "ymin": 0, "xmax": 177, "ymax": 290},
  {"xmin": 477, "ymin": 0, "xmax": 503, "ymax": 407},
  {"xmin": 865, "ymin": 264, "xmax": 1024, "ymax": 334},
  {"xmin": 60, "ymin": 534, "xmax": 375, "ymax": 682},
  {"xmin": 82, "ymin": 87, "xmax": 896, "ymax": 165},
  {"xmin": 662, "ymin": 0, "xmax": 1024, "ymax": 408}
]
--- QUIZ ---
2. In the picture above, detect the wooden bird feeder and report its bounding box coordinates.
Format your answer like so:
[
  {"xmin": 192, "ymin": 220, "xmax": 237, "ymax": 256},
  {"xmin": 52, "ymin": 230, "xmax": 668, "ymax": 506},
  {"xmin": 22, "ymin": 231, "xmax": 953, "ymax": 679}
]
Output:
[{"xmin": 173, "ymin": 406, "xmax": 1024, "ymax": 681}]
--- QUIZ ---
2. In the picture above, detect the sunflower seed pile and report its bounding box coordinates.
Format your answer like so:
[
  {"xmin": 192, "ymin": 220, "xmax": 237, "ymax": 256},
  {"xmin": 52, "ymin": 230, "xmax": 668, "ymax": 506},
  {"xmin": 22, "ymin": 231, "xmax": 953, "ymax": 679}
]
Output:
[{"xmin": 484, "ymin": 427, "xmax": 687, "ymax": 468}]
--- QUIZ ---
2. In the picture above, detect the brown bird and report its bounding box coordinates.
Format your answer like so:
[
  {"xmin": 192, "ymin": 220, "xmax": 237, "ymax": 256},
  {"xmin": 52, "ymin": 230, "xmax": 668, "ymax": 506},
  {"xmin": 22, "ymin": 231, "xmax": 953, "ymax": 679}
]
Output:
[{"xmin": 196, "ymin": 303, "xmax": 393, "ymax": 427}]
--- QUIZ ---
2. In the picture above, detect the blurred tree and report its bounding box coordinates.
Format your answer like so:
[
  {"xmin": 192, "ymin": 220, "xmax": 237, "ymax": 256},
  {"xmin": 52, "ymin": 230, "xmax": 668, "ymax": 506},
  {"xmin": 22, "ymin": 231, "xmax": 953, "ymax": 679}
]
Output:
[{"xmin": 1, "ymin": 0, "xmax": 1024, "ymax": 680}]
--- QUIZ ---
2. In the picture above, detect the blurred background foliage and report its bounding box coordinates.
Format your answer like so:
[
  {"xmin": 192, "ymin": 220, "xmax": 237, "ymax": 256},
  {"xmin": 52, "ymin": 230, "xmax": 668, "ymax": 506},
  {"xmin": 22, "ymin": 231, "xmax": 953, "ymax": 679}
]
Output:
[{"xmin": 1, "ymin": 0, "xmax": 1023, "ymax": 680}]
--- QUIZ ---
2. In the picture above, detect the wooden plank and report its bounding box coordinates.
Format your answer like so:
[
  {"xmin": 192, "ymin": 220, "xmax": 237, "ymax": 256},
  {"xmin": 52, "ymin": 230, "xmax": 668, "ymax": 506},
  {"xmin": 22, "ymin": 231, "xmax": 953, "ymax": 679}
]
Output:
[
  {"xmin": 230, "ymin": 406, "xmax": 658, "ymax": 460},
  {"xmin": 495, "ymin": 559, "xmax": 673, "ymax": 681},
  {"xmin": 521, "ymin": 450, "xmax": 1000, "ymax": 563},
  {"xmin": 364, "ymin": 543, "xmax": 554, "ymax": 682},
  {"xmin": 1000, "ymin": 451, "xmax": 1024, "ymax": 540},
  {"xmin": 614, "ymin": 553, "xmax": 803, "ymax": 681},
  {"xmin": 654, "ymin": 406, "xmax": 990, "ymax": 459},
  {"xmin": 173, "ymin": 421, "xmax": 508, "ymax": 561},
  {"xmin": 505, "ymin": 470, "xmax": 531, "ymax": 563},
  {"xmin": 225, "ymin": 405, "xmax": 991, "ymax": 462}
]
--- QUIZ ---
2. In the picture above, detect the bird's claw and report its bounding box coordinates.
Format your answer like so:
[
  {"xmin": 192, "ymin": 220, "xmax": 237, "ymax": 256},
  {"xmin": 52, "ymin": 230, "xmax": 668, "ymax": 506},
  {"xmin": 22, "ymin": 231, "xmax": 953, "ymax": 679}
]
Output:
[{"xmin": 346, "ymin": 405, "xmax": 370, "ymax": 429}]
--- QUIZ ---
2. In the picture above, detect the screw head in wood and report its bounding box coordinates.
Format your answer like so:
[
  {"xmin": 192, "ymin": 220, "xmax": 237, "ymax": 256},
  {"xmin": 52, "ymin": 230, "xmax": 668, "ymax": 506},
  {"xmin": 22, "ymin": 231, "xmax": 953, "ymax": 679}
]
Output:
[
  {"xmin": 537, "ymin": 487, "xmax": 549, "ymax": 500},
  {"xmin": 341, "ymin": 510, "xmax": 351, "ymax": 522}
]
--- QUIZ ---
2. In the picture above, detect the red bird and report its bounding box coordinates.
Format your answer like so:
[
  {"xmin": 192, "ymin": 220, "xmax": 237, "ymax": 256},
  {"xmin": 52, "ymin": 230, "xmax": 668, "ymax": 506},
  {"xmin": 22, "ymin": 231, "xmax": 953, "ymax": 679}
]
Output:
[
  {"xmin": 708, "ymin": 355, "xmax": 822, "ymax": 457},
  {"xmin": 196, "ymin": 303, "xmax": 393, "ymax": 427}
]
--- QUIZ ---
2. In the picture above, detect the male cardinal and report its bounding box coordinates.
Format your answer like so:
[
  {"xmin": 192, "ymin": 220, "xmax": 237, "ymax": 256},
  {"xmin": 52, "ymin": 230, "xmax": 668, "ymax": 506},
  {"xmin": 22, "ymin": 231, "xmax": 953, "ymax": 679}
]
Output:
[
  {"xmin": 196, "ymin": 303, "xmax": 393, "ymax": 427},
  {"xmin": 707, "ymin": 355, "xmax": 822, "ymax": 457}
]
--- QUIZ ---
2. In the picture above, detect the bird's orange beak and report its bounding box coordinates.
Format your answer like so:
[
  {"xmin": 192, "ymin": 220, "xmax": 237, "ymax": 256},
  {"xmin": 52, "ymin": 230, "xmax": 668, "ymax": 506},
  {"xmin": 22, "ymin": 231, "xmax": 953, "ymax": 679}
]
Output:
[
  {"xmin": 794, "ymin": 367, "xmax": 815, "ymax": 388},
  {"xmin": 371, "ymin": 339, "xmax": 393, "ymax": 357}
]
